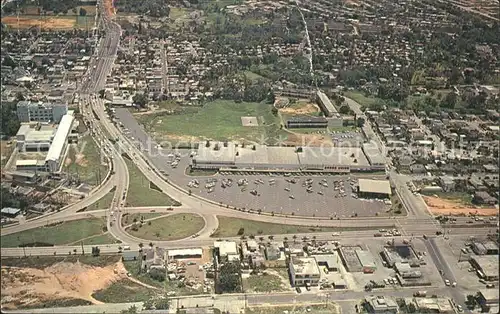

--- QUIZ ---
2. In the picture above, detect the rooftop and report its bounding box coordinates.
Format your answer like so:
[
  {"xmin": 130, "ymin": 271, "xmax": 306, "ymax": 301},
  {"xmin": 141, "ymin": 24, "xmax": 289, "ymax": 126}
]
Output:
[
  {"xmin": 358, "ymin": 179, "xmax": 392, "ymax": 195},
  {"xmin": 472, "ymin": 255, "xmax": 499, "ymax": 277},
  {"xmin": 45, "ymin": 114, "xmax": 74, "ymax": 163},
  {"xmin": 291, "ymin": 257, "xmax": 320, "ymax": 276},
  {"xmin": 214, "ymin": 241, "xmax": 238, "ymax": 257}
]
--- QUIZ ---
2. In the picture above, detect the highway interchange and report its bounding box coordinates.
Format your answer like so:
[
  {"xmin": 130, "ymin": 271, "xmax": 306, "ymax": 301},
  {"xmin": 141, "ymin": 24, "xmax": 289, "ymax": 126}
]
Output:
[{"xmin": 1, "ymin": 1, "xmax": 497, "ymax": 312}]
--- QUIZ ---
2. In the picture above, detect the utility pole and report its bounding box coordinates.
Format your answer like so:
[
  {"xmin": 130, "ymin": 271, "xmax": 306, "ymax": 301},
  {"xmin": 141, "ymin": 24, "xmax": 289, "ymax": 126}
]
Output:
[{"xmin": 81, "ymin": 241, "xmax": 84, "ymax": 255}]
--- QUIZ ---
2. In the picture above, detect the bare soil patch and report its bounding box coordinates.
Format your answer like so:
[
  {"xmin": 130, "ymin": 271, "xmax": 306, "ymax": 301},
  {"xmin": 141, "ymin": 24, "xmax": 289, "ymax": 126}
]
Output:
[
  {"xmin": 423, "ymin": 196, "xmax": 498, "ymax": 216},
  {"xmin": 279, "ymin": 103, "xmax": 319, "ymax": 115},
  {"xmin": 285, "ymin": 132, "xmax": 332, "ymax": 147},
  {"xmin": 1, "ymin": 260, "xmax": 129, "ymax": 310},
  {"xmin": 1, "ymin": 16, "xmax": 76, "ymax": 29}
]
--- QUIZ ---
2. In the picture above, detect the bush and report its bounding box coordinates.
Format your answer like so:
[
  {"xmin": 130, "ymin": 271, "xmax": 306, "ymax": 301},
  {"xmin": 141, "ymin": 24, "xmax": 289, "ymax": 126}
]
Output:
[{"xmin": 237, "ymin": 227, "xmax": 245, "ymax": 235}]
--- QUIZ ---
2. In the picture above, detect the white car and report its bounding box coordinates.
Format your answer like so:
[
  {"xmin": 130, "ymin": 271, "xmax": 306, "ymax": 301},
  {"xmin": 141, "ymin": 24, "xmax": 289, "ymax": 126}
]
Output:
[{"xmin": 445, "ymin": 279, "xmax": 450, "ymax": 286}]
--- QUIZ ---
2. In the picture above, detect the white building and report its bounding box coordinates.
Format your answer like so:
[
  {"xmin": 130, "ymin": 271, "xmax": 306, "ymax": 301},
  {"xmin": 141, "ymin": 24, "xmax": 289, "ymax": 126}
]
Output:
[
  {"xmin": 16, "ymin": 101, "xmax": 68, "ymax": 123},
  {"xmin": 45, "ymin": 114, "xmax": 74, "ymax": 173},
  {"xmin": 16, "ymin": 124, "xmax": 56, "ymax": 152},
  {"xmin": 289, "ymin": 257, "xmax": 321, "ymax": 287},
  {"xmin": 214, "ymin": 241, "xmax": 239, "ymax": 263}
]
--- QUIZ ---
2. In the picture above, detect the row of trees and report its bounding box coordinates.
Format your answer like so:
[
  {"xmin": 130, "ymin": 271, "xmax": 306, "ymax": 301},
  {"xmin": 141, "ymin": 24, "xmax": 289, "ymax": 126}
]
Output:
[{"xmin": 0, "ymin": 102, "xmax": 20, "ymax": 137}]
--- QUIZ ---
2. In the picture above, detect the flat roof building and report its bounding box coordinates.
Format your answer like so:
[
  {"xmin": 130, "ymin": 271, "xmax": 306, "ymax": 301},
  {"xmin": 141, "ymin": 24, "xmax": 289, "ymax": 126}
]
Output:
[
  {"xmin": 358, "ymin": 179, "xmax": 392, "ymax": 198},
  {"xmin": 289, "ymin": 257, "xmax": 321, "ymax": 287},
  {"xmin": 316, "ymin": 91, "xmax": 338, "ymax": 117},
  {"xmin": 192, "ymin": 142, "xmax": 378, "ymax": 173},
  {"xmin": 356, "ymin": 250, "xmax": 377, "ymax": 273},
  {"xmin": 470, "ymin": 255, "xmax": 499, "ymax": 281},
  {"xmin": 167, "ymin": 248, "xmax": 203, "ymax": 260},
  {"xmin": 286, "ymin": 116, "xmax": 328, "ymax": 129},
  {"xmin": 1, "ymin": 207, "xmax": 21, "ymax": 217},
  {"xmin": 477, "ymin": 289, "xmax": 499, "ymax": 313},
  {"xmin": 314, "ymin": 253, "xmax": 341, "ymax": 272},
  {"xmin": 16, "ymin": 124, "xmax": 56, "ymax": 152},
  {"xmin": 214, "ymin": 241, "xmax": 239, "ymax": 263},
  {"xmin": 414, "ymin": 298, "xmax": 454, "ymax": 313},
  {"xmin": 45, "ymin": 114, "xmax": 74, "ymax": 173},
  {"xmin": 16, "ymin": 101, "xmax": 67, "ymax": 123},
  {"xmin": 364, "ymin": 296, "xmax": 398, "ymax": 313},
  {"xmin": 15, "ymin": 159, "xmax": 47, "ymax": 172}
]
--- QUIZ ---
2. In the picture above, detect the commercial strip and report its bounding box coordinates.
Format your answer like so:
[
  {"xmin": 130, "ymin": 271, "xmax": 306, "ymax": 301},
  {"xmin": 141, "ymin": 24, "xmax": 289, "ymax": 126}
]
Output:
[{"xmin": 192, "ymin": 141, "xmax": 385, "ymax": 173}]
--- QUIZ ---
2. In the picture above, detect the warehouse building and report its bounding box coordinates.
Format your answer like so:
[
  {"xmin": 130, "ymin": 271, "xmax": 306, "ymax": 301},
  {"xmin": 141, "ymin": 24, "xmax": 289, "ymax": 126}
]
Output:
[
  {"xmin": 167, "ymin": 248, "xmax": 202, "ymax": 260},
  {"xmin": 316, "ymin": 91, "xmax": 337, "ymax": 117},
  {"xmin": 362, "ymin": 143, "xmax": 385, "ymax": 171},
  {"xmin": 472, "ymin": 241, "xmax": 499, "ymax": 255},
  {"xmin": 192, "ymin": 142, "xmax": 382, "ymax": 173},
  {"xmin": 355, "ymin": 250, "xmax": 377, "ymax": 273},
  {"xmin": 477, "ymin": 289, "xmax": 499, "ymax": 313},
  {"xmin": 15, "ymin": 159, "xmax": 47, "ymax": 172},
  {"xmin": 16, "ymin": 101, "xmax": 67, "ymax": 123},
  {"xmin": 358, "ymin": 179, "xmax": 392, "ymax": 199},
  {"xmin": 286, "ymin": 116, "xmax": 328, "ymax": 129},
  {"xmin": 470, "ymin": 255, "xmax": 499, "ymax": 281},
  {"xmin": 45, "ymin": 114, "xmax": 75, "ymax": 173},
  {"xmin": 289, "ymin": 257, "xmax": 321, "ymax": 287}
]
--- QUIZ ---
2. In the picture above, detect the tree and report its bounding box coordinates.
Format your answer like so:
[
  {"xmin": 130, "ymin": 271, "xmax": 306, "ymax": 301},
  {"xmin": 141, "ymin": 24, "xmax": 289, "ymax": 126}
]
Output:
[
  {"xmin": 155, "ymin": 297, "xmax": 170, "ymax": 310},
  {"xmin": 441, "ymin": 92, "xmax": 457, "ymax": 109},
  {"xmin": 465, "ymin": 294, "xmax": 476, "ymax": 309},
  {"xmin": 79, "ymin": 8, "xmax": 87, "ymax": 16},
  {"xmin": 339, "ymin": 105, "xmax": 350, "ymax": 114},
  {"xmin": 133, "ymin": 93, "xmax": 148, "ymax": 107},
  {"xmin": 149, "ymin": 267, "xmax": 166, "ymax": 282},
  {"xmin": 356, "ymin": 117, "xmax": 365, "ymax": 128},
  {"xmin": 99, "ymin": 89, "xmax": 105, "ymax": 98},
  {"xmin": 237, "ymin": 228, "xmax": 245, "ymax": 235},
  {"xmin": 218, "ymin": 262, "xmax": 241, "ymax": 293}
]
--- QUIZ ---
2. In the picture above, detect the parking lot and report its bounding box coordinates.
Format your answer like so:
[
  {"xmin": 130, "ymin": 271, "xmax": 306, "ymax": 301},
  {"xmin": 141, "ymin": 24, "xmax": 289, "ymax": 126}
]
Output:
[{"xmin": 114, "ymin": 108, "xmax": 389, "ymax": 218}]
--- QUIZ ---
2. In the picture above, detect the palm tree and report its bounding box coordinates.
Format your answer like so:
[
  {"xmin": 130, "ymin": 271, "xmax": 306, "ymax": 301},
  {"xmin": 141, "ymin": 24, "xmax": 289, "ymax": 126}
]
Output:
[
  {"xmin": 268, "ymin": 235, "xmax": 274, "ymax": 241},
  {"xmin": 259, "ymin": 236, "xmax": 264, "ymax": 242},
  {"xmin": 283, "ymin": 236, "xmax": 288, "ymax": 243},
  {"xmin": 138, "ymin": 243, "xmax": 144, "ymax": 252},
  {"xmin": 292, "ymin": 235, "xmax": 297, "ymax": 243}
]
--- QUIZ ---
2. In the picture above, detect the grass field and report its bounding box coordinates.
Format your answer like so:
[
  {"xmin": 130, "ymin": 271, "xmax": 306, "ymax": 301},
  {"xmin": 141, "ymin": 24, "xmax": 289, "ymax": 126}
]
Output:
[
  {"xmin": 126, "ymin": 214, "xmax": 205, "ymax": 241},
  {"xmin": 124, "ymin": 158, "xmax": 179, "ymax": 207},
  {"xmin": 1, "ymin": 218, "xmax": 107, "ymax": 247},
  {"xmin": 140, "ymin": 100, "xmax": 282, "ymax": 144},
  {"xmin": 86, "ymin": 191, "xmax": 114, "ymax": 211},
  {"xmin": 121, "ymin": 213, "xmax": 163, "ymax": 227},
  {"xmin": 71, "ymin": 233, "xmax": 120, "ymax": 245},
  {"xmin": 17, "ymin": 298, "xmax": 91, "ymax": 310},
  {"xmin": 344, "ymin": 91, "xmax": 382, "ymax": 108},
  {"xmin": 92, "ymin": 279, "xmax": 157, "ymax": 303},
  {"xmin": 64, "ymin": 135, "xmax": 108, "ymax": 185},
  {"xmin": 212, "ymin": 216, "xmax": 392, "ymax": 237},
  {"xmin": 244, "ymin": 273, "xmax": 285, "ymax": 292}
]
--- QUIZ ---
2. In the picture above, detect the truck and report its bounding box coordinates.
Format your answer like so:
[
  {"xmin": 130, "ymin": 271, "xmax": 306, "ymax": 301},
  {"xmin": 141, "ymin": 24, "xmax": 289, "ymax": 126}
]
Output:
[{"xmin": 413, "ymin": 291, "xmax": 427, "ymax": 297}]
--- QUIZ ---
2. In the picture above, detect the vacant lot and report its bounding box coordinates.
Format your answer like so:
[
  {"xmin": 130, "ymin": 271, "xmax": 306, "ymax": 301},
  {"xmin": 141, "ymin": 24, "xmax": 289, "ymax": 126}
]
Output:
[
  {"xmin": 86, "ymin": 191, "xmax": 115, "ymax": 211},
  {"xmin": 1, "ymin": 255, "xmax": 121, "ymax": 269},
  {"xmin": 1, "ymin": 218, "xmax": 107, "ymax": 247},
  {"xmin": 243, "ymin": 273, "xmax": 287, "ymax": 292},
  {"xmin": 344, "ymin": 91, "xmax": 381, "ymax": 108},
  {"xmin": 212, "ymin": 216, "xmax": 340, "ymax": 237},
  {"xmin": 1, "ymin": 15, "xmax": 95, "ymax": 30},
  {"xmin": 126, "ymin": 214, "xmax": 205, "ymax": 241},
  {"xmin": 92, "ymin": 279, "xmax": 157, "ymax": 303},
  {"xmin": 140, "ymin": 100, "xmax": 282, "ymax": 144},
  {"xmin": 124, "ymin": 158, "xmax": 179, "ymax": 207},
  {"xmin": 246, "ymin": 304, "xmax": 339, "ymax": 314},
  {"xmin": 65, "ymin": 135, "xmax": 108, "ymax": 185}
]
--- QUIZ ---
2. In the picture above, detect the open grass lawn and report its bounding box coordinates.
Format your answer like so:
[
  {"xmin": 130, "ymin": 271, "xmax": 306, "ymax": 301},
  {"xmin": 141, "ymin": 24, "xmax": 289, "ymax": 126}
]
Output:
[
  {"xmin": 244, "ymin": 273, "xmax": 285, "ymax": 292},
  {"xmin": 124, "ymin": 158, "xmax": 179, "ymax": 207},
  {"xmin": 140, "ymin": 100, "xmax": 281, "ymax": 144},
  {"xmin": 121, "ymin": 213, "xmax": 163, "ymax": 227},
  {"xmin": 64, "ymin": 135, "xmax": 108, "ymax": 185},
  {"xmin": 1, "ymin": 218, "xmax": 107, "ymax": 247},
  {"xmin": 92, "ymin": 279, "xmax": 157, "ymax": 303},
  {"xmin": 242, "ymin": 71, "xmax": 265, "ymax": 81},
  {"xmin": 17, "ymin": 298, "xmax": 92, "ymax": 310},
  {"xmin": 76, "ymin": 233, "xmax": 120, "ymax": 245},
  {"xmin": 246, "ymin": 304, "xmax": 339, "ymax": 314},
  {"xmin": 126, "ymin": 214, "xmax": 205, "ymax": 241},
  {"xmin": 1, "ymin": 255, "xmax": 121, "ymax": 269},
  {"xmin": 212, "ymin": 216, "xmax": 391, "ymax": 237},
  {"xmin": 86, "ymin": 191, "xmax": 114, "ymax": 211},
  {"xmin": 344, "ymin": 91, "xmax": 382, "ymax": 108}
]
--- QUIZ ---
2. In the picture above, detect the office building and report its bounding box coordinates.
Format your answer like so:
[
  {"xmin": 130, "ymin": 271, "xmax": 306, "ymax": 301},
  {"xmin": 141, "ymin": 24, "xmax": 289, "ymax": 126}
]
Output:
[
  {"xmin": 289, "ymin": 257, "xmax": 321, "ymax": 287},
  {"xmin": 16, "ymin": 101, "xmax": 68, "ymax": 123}
]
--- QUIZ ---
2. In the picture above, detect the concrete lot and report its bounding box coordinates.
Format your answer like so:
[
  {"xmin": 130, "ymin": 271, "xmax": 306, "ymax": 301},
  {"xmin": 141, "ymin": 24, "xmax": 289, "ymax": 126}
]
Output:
[{"xmin": 114, "ymin": 108, "xmax": 389, "ymax": 218}]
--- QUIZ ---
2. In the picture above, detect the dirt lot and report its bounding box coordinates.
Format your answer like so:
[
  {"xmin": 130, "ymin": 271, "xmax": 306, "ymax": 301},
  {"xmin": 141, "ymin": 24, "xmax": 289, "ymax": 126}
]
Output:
[
  {"xmin": 1, "ymin": 260, "xmax": 129, "ymax": 309},
  {"xmin": 423, "ymin": 196, "xmax": 498, "ymax": 216},
  {"xmin": 285, "ymin": 132, "xmax": 332, "ymax": 146},
  {"xmin": 1, "ymin": 16, "xmax": 77, "ymax": 30},
  {"xmin": 279, "ymin": 103, "xmax": 319, "ymax": 115}
]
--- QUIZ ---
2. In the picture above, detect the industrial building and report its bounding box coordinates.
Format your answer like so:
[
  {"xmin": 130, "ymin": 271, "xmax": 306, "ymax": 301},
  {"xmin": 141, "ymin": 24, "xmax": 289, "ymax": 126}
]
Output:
[
  {"xmin": 289, "ymin": 257, "xmax": 321, "ymax": 287},
  {"xmin": 395, "ymin": 262, "xmax": 422, "ymax": 278},
  {"xmin": 355, "ymin": 250, "xmax": 377, "ymax": 273},
  {"xmin": 45, "ymin": 114, "xmax": 75, "ymax": 173},
  {"xmin": 382, "ymin": 243, "xmax": 420, "ymax": 267},
  {"xmin": 286, "ymin": 116, "xmax": 328, "ymax": 129},
  {"xmin": 16, "ymin": 101, "xmax": 68, "ymax": 123},
  {"xmin": 470, "ymin": 255, "xmax": 499, "ymax": 281},
  {"xmin": 1, "ymin": 207, "xmax": 21, "ymax": 218},
  {"xmin": 358, "ymin": 179, "xmax": 392, "ymax": 198},
  {"xmin": 316, "ymin": 91, "xmax": 337, "ymax": 117},
  {"xmin": 477, "ymin": 289, "xmax": 499, "ymax": 313},
  {"xmin": 362, "ymin": 143, "xmax": 386, "ymax": 170},
  {"xmin": 471, "ymin": 241, "xmax": 499, "ymax": 255},
  {"xmin": 16, "ymin": 123, "xmax": 56, "ymax": 152},
  {"xmin": 167, "ymin": 248, "xmax": 203, "ymax": 260},
  {"xmin": 192, "ymin": 142, "xmax": 383, "ymax": 173}
]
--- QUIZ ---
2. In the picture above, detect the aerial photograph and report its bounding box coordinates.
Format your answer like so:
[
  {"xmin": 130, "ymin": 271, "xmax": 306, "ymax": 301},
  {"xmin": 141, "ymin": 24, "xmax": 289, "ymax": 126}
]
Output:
[{"xmin": 0, "ymin": 0, "xmax": 499, "ymax": 312}]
